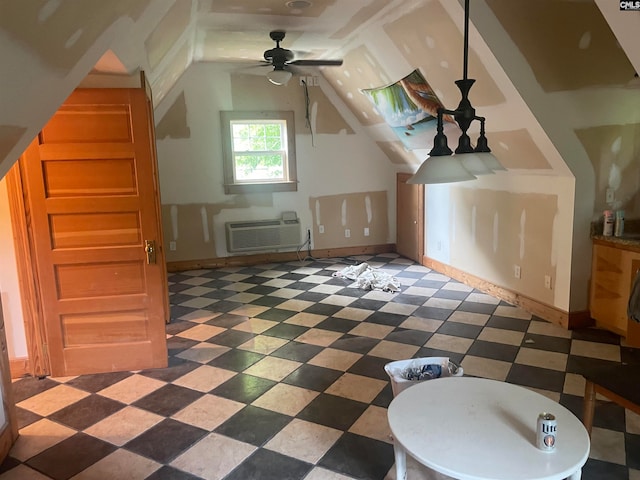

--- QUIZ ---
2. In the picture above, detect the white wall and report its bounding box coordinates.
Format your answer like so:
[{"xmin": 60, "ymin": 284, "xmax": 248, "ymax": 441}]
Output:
[
  {"xmin": 155, "ymin": 62, "xmax": 398, "ymax": 258},
  {"xmin": 0, "ymin": 178, "xmax": 27, "ymax": 358},
  {"xmin": 426, "ymin": 174, "xmax": 574, "ymax": 311}
]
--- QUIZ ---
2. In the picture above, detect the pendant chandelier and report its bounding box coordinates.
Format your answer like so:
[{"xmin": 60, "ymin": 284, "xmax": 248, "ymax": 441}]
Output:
[{"xmin": 409, "ymin": 0, "xmax": 505, "ymax": 184}]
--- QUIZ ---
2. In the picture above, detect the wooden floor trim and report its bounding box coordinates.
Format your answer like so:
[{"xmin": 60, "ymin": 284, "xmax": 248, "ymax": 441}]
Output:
[
  {"xmin": 167, "ymin": 244, "xmax": 395, "ymax": 272},
  {"xmin": 171, "ymin": 248, "xmax": 592, "ymax": 331},
  {"xmin": 9, "ymin": 357, "xmax": 30, "ymax": 379},
  {"xmin": 422, "ymin": 256, "xmax": 594, "ymax": 330}
]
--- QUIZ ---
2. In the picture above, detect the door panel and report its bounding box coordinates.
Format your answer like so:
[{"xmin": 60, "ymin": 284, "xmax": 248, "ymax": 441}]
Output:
[
  {"xmin": 396, "ymin": 172, "xmax": 424, "ymax": 263},
  {"xmin": 50, "ymin": 212, "xmax": 141, "ymax": 248},
  {"xmin": 20, "ymin": 88, "xmax": 168, "ymax": 376}
]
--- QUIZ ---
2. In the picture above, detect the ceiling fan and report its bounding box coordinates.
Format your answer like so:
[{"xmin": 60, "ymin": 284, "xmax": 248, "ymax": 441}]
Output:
[{"xmin": 261, "ymin": 30, "xmax": 343, "ymax": 85}]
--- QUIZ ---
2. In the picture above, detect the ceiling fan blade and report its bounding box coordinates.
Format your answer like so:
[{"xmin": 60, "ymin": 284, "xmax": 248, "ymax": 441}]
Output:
[
  {"xmin": 290, "ymin": 59, "xmax": 343, "ymax": 67},
  {"xmin": 286, "ymin": 64, "xmax": 304, "ymax": 76}
]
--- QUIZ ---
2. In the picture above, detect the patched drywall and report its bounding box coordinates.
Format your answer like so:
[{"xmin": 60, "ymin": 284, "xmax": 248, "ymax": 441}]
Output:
[
  {"xmin": 487, "ymin": 0, "xmax": 635, "ymax": 92},
  {"xmin": 384, "ymin": 1, "xmax": 504, "ymax": 109},
  {"xmin": 451, "ymin": 188, "xmax": 558, "ymax": 306},
  {"xmin": 162, "ymin": 204, "xmax": 218, "ymax": 262},
  {"xmin": 309, "ymin": 191, "xmax": 388, "ymax": 250},
  {"xmin": 155, "ymin": 63, "xmax": 396, "ymax": 263},
  {"xmin": 162, "ymin": 192, "xmax": 276, "ymax": 262},
  {"xmin": 0, "ymin": 126, "xmax": 27, "ymax": 172},
  {"xmin": 145, "ymin": 1, "xmax": 191, "ymax": 70},
  {"xmin": 202, "ymin": 0, "xmax": 336, "ymax": 17},
  {"xmin": 0, "ymin": 0, "xmax": 149, "ymax": 70},
  {"xmin": 331, "ymin": 0, "xmax": 389, "ymax": 40},
  {"xmin": 156, "ymin": 92, "xmax": 191, "ymax": 139},
  {"xmin": 230, "ymin": 74, "xmax": 353, "ymax": 135},
  {"xmin": 489, "ymin": 129, "xmax": 552, "ymax": 170},
  {"xmin": 376, "ymin": 141, "xmax": 417, "ymax": 166},
  {"xmin": 324, "ymin": 45, "xmax": 390, "ymax": 127},
  {"xmin": 576, "ymin": 122, "xmax": 640, "ymax": 219}
]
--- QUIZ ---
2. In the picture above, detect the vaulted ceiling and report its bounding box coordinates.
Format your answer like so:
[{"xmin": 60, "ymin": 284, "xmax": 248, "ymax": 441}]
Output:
[
  {"xmin": 0, "ymin": 0, "xmax": 638, "ymax": 178},
  {"xmin": 137, "ymin": 0, "xmax": 638, "ymax": 175}
]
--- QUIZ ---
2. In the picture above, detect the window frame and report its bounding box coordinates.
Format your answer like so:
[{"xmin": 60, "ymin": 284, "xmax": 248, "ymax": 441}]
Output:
[{"xmin": 220, "ymin": 110, "xmax": 297, "ymax": 194}]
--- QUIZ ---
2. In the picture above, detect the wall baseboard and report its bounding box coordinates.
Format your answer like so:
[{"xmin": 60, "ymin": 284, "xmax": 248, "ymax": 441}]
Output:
[
  {"xmin": 10, "ymin": 357, "xmax": 30, "ymax": 379},
  {"xmin": 168, "ymin": 247, "xmax": 591, "ymax": 331},
  {"xmin": 167, "ymin": 244, "xmax": 396, "ymax": 272},
  {"xmin": 422, "ymin": 257, "xmax": 594, "ymax": 330}
]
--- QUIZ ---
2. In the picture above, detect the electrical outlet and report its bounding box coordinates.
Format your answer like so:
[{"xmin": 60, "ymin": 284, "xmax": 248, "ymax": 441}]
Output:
[
  {"xmin": 169, "ymin": 241, "xmax": 176, "ymax": 251},
  {"xmin": 606, "ymin": 188, "xmax": 614, "ymax": 203},
  {"xmin": 345, "ymin": 229, "xmax": 351, "ymax": 238},
  {"xmin": 300, "ymin": 76, "xmax": 318, "ymax": 86},
  {"xmin": 364, "ymin": 227, "xmax": 370, "ymax": 236},
  {"xmin": 544, "ymin": 275, "xmax": 552, "ymax": 289},
  {"xmin": 514, "ymin": 265, "xmax": 521, "ymax": 279},
  {"xmin": 319, "ymin": 225, "xmax": 325, "ymax": 234}
]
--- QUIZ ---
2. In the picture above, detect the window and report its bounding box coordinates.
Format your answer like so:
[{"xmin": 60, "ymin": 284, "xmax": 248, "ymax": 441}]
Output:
[{"xmin": 221, "ymin": 111, "xmax": 297, "ymax": 194}]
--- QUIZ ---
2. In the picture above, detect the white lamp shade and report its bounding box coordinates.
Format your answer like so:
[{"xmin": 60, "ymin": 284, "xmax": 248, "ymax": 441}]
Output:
[
  {"xmin": 459, "ymin": 153, "xmax": 494, "ymax": 175},
  {"xmin": 267, "ymin": 69, "xmax": 292, "ymax": 85},
  {"xmin": 408, "ymin": 156, "xmax": 477, "ymax": 184},
  {"xmin": 625, "ymin": 74, "xmax": 640, "ymax": 89},
  {"xmin": 474, "ymin": 151, "xmax": 506, "ymax": 171}
]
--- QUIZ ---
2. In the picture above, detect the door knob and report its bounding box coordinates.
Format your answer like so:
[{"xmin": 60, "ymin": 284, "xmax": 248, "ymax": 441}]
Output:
[{"xmin": 145, "ymin": 240, "xmax": 156, "ymax": 264}]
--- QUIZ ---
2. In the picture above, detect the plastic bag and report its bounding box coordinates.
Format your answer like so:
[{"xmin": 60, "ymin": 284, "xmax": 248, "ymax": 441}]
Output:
[{"xmin": 384, "ymin": 357, "xmax": 463, "ymax": 397}]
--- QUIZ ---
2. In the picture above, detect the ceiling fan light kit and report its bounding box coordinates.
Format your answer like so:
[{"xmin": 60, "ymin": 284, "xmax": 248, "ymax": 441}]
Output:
[
  {"xmin": 285, "ymin": 0, "xmax": 312, "ymax": 9},
  {"xmin": 409, "ymin": 0, "xmax": 505, "ymax": 185},
  {"xmin": 267, "ymin": 68, "xmax": 293, "ymax": 85}
]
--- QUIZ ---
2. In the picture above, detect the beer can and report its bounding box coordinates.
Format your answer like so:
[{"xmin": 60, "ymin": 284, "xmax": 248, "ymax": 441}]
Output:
[{"xmin": 536, "ymin": 412, "xmax": 557, "ymax": 451}]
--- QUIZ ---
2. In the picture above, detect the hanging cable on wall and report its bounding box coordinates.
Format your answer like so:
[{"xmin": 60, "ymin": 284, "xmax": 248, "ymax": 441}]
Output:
[{"xmin": 301, "ymin": 79, "xmax": 315, "ymax": 147}]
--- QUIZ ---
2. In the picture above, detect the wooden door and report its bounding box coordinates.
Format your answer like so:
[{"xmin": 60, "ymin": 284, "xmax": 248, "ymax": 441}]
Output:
[
  {"xmin": 19, "ymin": 88, "xmax": 168, "ymax": 376},
  {"xmin": 396, "ymin": 172, "xmax": 424, "ymax": 263}
]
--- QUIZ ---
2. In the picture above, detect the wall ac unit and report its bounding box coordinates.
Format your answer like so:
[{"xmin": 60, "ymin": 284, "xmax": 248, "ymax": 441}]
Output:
[{"xmin": 225, "ymin": 218, "xmax": 301, "ymax": 252}]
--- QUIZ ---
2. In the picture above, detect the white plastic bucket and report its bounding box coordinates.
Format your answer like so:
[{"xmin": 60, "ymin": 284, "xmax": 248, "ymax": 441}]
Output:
[{"xmin": 384, "ymin": 357, "xmax": 463, "ymax": 397}]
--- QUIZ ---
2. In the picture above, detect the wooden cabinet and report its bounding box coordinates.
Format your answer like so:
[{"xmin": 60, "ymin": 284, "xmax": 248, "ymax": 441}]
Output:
[{"xmin": 590, "ymin": 239, "xmax": 640, "ymax": 344}]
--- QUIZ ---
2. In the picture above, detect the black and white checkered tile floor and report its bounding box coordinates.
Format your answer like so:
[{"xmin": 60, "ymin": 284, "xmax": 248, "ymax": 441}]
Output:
[{"xmin": 2, "ymin": 253, "xmax": 639, "ymax": 479}]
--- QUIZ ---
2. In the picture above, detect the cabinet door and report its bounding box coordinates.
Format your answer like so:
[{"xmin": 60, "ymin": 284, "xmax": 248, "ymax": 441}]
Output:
[
  {"xmin": 627, "ymin": 259, "xmax": 640, "ymax": 347},
  {"xmin": 590, "ymin": 244, "xmax": 630, "ymax": 335}
]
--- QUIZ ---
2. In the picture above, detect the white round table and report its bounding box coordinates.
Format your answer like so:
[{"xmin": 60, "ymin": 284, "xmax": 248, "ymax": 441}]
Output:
[{"xmin": 387, "ymin": 377, "xmax": 590, "ymax": 480}]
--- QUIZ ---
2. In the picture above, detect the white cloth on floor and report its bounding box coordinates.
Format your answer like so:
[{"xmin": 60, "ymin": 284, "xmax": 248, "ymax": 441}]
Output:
[{"xmin": 333, "ymin": 262, "xmax": 401, "ymax": 292}]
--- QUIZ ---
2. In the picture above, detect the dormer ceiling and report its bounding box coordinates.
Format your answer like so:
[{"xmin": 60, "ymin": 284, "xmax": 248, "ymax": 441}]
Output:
[
  {"xmin": 0, "ymin": 0, "xmax": 637, "ymax": 178},
  {"xmin": 128, "ymin": 0, "xmax": 638, "ymax": 100},
  {"xmin": 124, "ymin": 0, "xmax": 639, "ymax": 174}
]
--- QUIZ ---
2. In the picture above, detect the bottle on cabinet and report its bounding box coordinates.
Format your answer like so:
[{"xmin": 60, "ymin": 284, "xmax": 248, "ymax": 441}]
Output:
[
  {"xmin": 614, "ymin": 210, "xmax": 625, "ymax": 237},
  {"xmin": 603, "ymin": 210, "xmax": 614, "ymax": 236}
]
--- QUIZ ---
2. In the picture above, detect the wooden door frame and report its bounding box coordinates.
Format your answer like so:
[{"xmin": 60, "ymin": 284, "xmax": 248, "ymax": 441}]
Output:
[
  {"xmin": 6, "ymin": 159, "xmax": 50, "ymax": 377},
  {"xmin": 396, "ymin": 172, "xmax": 425, "ymax": 262}
]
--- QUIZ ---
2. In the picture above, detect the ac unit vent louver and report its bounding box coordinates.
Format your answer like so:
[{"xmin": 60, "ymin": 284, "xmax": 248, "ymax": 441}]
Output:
[{"xmin": 225, "ymin": 218, "xmax": 301, "ymax": 252}]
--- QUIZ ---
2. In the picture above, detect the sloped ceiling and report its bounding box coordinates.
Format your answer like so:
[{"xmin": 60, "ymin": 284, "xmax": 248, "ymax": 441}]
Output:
[
  {"xmin": 0, "ymin": 0, "xmax": 637, "ymax": 178},
  {"xmin": 136, "ymin": 0, "xmax": 638, "ymax": 174},
  {"xmin": 487, "ymin": 0, "xmax": 635, "ymax": 92}
]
